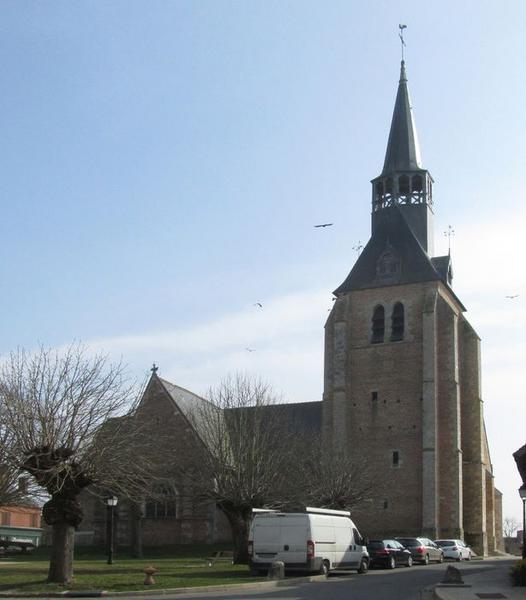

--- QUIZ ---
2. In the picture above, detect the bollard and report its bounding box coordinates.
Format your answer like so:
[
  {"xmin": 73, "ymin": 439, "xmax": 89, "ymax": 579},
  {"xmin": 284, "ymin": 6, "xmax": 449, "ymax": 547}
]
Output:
[
  {"xmin": 267, "ymin": 561, "xmax": 285, "ymax": 580},
  {"xmin": 143, "ymin": 565, "xmax": 158, "ymax": 585},
  {"xmin": 441, "ymin": 565, "xmax": 463, "ymax": 584}
]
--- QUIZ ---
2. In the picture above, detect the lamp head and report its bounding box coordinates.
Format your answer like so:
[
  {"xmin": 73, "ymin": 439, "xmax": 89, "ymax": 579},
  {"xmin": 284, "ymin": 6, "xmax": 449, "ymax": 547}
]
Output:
[
  {"xmin": 519, "ymin": 485, "xmax": 526, "ymax": 500},
  {"xmin": 106, "ymin": 495, "xmax": 118, "ymax": 507}
]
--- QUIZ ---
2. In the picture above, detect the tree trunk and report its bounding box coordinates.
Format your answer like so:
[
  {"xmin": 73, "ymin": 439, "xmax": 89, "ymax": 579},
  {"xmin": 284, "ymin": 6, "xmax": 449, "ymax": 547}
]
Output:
[
  {"xmin": 224, "ymin": 510, "xmax": 250, "ymax": 564},
  {"xmin": 47, "ymin": 521, "xmax": 75, "ymax": 584}
]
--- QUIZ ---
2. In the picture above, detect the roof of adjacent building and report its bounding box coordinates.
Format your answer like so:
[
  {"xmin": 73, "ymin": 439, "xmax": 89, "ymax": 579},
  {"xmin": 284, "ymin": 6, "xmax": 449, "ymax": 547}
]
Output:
[
  {"xmin": 154, "ymin": 375, "xmax": 322, "ymax": 440},
  {"xmin": 158, "ymin": 377, "xmax": 214, "ymax": 422}
]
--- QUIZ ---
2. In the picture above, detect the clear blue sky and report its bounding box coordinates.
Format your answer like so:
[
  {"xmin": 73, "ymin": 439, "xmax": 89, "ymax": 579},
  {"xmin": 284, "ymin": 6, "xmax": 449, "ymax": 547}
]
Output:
[{"xmin": 1, "ymin": 1, "xmax": 525, "ymax": 523}]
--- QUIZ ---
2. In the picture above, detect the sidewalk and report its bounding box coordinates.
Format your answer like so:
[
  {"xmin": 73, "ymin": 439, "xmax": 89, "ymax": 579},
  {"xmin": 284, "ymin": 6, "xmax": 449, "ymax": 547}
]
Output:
[{"xmin": 433, "ymin": 557, "xmax": 522, "ymax": 600}]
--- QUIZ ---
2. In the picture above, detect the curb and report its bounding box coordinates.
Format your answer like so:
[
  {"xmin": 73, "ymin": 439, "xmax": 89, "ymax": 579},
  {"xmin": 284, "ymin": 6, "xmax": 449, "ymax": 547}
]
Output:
[{"xmin": 0, "ymin": 574, "xmax": 328, "ymax": 598}]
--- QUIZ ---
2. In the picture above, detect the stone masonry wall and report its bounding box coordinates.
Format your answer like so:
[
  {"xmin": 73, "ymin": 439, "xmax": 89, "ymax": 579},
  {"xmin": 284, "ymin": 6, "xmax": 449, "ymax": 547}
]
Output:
[
  {"xmin": 436, "ymin": 292, "xmax": 463, "ymax": 539},
  {"xmin": 458, "ymin": 318, "xmax": 488, "ymax": 555},
  {"xmin": 325, "ymin": 282, "xmax": 438, "ymax": 537},
  {"xmin": 323, "ymin": 279, "xmax": 501, "ymax": 552},
  {"xmin": 78, "ymin": 377, "xmax": 218, "ymax": 548}
]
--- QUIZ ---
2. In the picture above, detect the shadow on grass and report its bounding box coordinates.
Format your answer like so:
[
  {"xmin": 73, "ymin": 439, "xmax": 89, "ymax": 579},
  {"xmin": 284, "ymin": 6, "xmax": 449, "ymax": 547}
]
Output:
[{"xmin": 0, "ymin": 579, "xmax": 49, "ymax": 591}]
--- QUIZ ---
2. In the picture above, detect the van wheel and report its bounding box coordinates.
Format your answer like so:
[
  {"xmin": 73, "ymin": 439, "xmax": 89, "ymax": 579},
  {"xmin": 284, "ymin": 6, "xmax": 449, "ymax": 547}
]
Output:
[
  {"xmin": 357, "ymin": 558, "xmax": 368, "ymax": 574},
  {"xmin": 319, "ymin": 560, "xmax": 330, "ymax": 576}
]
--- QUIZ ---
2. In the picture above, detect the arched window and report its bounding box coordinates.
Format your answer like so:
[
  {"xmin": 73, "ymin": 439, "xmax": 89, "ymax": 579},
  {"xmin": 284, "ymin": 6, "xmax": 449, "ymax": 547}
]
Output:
[
  {"xmin": 145, "ymin": 486, "xmax": 177, "ymax": 519},
  {"xmin": 391, "ymin": 302, "xmax": 404, "ymax": 341},
  {"xmin": 371, "ymin": 305, "xmax": 385, "ymax": 344}
]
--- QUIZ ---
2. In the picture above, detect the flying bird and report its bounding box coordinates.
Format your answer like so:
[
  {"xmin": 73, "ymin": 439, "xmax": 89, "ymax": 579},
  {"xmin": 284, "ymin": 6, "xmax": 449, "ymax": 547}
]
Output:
[
  {"xmin": 314, "ymin": 223, "xmax": 333, "ymax": 228},
  {"xmin": 245, "ymin": 347, "xmax": 256, "ymax": 352},
  {"xmin": 505, "ymin": 294, "xmax": 519, "ymax": 299},
  {"xmin": 253, "ymin": 302, "xmax": 263, "ymax": 308}
]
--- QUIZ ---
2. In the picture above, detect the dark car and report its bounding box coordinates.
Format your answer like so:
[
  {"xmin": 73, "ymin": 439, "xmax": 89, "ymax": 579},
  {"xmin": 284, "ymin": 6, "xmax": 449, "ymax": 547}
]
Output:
[
  {"xmin": 367, "ymin": 539, "xmax": 413, "ymax": 569},
  {"xmin": 395, "ymin": 537, "xmax": 444, "ymax": 565}
]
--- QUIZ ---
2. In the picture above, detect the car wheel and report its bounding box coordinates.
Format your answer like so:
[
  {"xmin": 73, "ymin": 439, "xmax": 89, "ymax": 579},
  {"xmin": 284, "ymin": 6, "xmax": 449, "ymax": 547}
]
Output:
[
  {"xmin": 388, "ymin": 556, "xmax": 395, "ymax": 569},
  {"xmin": 466, "ymin": 553, "xmax": 471, "ymax": 561},
  {"xmin": 319, "ymin": 560, "xmax": 330, "ymax": 576},
  {"xmin": 422, "ymin": 554, "xmax": 429, "ymax": 565},
  {"xmin": 456, "ymin": 555, "xmax": 461, "ymax": 562},
  {"xmin": 438, "ymin": 553, "xmax": 444, "ymax": 563},
  {"xmin": 406, "ymin": 556, "xmax": 413, "ymax": 567},
  {"xmin": 357, "ymin": 558, "xmax": 369, "ymax": 574}
]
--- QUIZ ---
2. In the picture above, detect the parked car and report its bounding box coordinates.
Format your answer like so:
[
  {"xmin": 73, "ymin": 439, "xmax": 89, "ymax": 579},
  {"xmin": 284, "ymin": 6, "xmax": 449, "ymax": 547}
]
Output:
[
  {"xmin": 434, "ymin": 539, "xmax": 472, "ymax": 561},
  {"xmin": 395, "ymin": 537, "xmax": 444, "ymax": 564},
  {"xmin": 367, "ymin": 539, "xmax": 412, "ymax": 569}
]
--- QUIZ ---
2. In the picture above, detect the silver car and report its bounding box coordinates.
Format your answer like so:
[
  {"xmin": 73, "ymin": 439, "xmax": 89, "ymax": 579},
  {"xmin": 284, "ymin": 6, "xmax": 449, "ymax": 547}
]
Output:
[{"xmin": 434, "ymin": 539, "xmax": 473, "ymax": 561}]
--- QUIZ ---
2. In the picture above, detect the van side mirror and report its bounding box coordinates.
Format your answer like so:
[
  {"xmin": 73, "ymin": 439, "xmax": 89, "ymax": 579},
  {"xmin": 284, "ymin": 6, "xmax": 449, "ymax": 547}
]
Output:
[{"xmin": 359, "ymin": 536, "xmax": 368, "ymax": 546}]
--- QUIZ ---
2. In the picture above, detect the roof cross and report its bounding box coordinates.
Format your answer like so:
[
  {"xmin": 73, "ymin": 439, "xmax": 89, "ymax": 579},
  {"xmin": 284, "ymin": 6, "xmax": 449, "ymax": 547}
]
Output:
[{"xmin": 151, "ymin": 363, "xmax": 158, "ymax": 374}]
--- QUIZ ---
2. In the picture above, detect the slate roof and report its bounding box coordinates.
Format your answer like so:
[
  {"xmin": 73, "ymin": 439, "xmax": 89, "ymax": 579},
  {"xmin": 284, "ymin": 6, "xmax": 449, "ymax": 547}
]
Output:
[
  {"xmin": 431, "ymin": 255, "xmax": 452, "ymax": 284},
  {"xmin": 156, "ymin": 376, "xmax": 322, "ymax": 441},
  {"xmin": 382, "ymin": 61, "xmax": 423, "ymax": 174},
  {"xmin": 249, "ymin": 401, "xmax": 322, "ymax": 435},
  {"xmin": 158, "ymin": 377, "xmax": 214, "ymax": 424},
  {"xmin": 334, "ymin": 206, "xmax": 465, "ymax": 310}
]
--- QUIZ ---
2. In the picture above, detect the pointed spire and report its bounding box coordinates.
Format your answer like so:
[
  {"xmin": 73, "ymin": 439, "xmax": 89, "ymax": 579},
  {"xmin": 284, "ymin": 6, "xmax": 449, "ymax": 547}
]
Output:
[{"xmin": 382, "ymin": 60, "xmax": 422, "ymax": 174}]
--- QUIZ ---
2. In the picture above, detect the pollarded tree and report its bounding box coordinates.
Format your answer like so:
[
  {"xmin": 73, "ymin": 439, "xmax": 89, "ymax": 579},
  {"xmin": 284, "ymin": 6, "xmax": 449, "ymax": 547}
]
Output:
[
  {"xmin": 186, "ymin": 374, "xmax": 300, "ymax": 564},
  {"xmin": 0, "ymin": 345, "xmax": 160, "ymax": 585}
]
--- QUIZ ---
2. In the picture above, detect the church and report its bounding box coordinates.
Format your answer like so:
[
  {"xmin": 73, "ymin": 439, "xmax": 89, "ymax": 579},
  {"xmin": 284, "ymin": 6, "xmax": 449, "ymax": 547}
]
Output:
[
  {"xmin": 322, "ymin": 59, "xmax": 502, "ymax": 555},
  {"xmin": 78, "ymin": 59, "xmax": 503, "ymax": 556}
]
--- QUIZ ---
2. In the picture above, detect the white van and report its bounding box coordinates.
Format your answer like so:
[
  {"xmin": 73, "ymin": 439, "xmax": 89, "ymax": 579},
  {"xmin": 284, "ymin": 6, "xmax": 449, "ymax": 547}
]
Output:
[{"xmin": 248, "ymin": 507, "xmax": 369, "ymax": 575}]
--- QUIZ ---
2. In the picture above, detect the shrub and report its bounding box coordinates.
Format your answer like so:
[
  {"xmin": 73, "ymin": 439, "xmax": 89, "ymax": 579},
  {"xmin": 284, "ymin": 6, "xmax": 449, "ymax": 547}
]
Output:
[{"xmin": 510, "ymin": 559, "xmax": 526, "ymax": 586}]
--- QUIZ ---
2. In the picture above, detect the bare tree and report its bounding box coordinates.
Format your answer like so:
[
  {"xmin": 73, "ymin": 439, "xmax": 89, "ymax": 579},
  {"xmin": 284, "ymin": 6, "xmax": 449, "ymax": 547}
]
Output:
[
  {"xmin": 0, "ymin": 424, "xmax": 30, "ymax": 506},
  {"xmin": 187, "ymin": 374, "xmax": 300, "ymax": 564},
  {"xmin": 504, "ymin": 516, "xmax": 520, "ymax": 538},
  {"xmin": 0, "ymin": 345, "xmax": 159, "ymax": 585},
  {"xmin": 295, "ymin": 445, "xmax": 376, "ymax": 512}
]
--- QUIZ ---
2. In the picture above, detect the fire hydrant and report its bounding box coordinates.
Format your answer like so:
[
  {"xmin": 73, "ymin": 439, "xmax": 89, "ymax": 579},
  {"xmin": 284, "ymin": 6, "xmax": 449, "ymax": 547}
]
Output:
[{"xmin": 143, "ymin": 566, "xmax": 158, "ymax": 585}]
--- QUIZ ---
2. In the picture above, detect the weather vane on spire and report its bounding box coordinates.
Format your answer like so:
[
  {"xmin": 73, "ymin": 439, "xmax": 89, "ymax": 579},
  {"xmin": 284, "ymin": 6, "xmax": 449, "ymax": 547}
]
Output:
[
  {"xmin": 444, "ymin": 225, "xmax": 455, "ymax": 255},
  {"xmin": 352, "ymin": 241, "xmax": 363, "ymax": 256},
  {"xmin": 399, "ymin": 24, "xmax": 407, "ymax": 61}
]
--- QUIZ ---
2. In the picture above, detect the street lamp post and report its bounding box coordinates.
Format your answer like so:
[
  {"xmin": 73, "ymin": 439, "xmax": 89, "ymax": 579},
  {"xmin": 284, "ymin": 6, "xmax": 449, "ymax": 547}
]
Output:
[
  {"xmin": 106, "ymin": 495, "xmax": 118, "ymax": 565},
  {"xmin": 519, "ymin": 485, "xmax": 526, "ymax": 560}
]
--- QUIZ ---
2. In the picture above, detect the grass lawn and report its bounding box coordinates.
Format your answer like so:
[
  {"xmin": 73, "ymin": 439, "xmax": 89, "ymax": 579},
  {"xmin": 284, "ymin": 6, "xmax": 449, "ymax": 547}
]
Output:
[{"xmin": 0, "ymin": 547, "xmax": 261, "ymax": 593}]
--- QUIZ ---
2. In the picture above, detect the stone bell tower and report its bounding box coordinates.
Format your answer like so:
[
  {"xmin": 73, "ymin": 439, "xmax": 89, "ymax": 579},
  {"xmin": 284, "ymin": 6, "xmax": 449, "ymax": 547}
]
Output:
[{"xmin": 322, "ymin": 59, "xmax": 502, "ymax": 556}]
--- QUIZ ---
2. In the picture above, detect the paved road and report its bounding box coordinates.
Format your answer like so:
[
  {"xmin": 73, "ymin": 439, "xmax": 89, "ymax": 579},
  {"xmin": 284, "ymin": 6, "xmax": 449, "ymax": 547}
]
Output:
[{"xmin": 104, "ymin": 558, "xmax": 515, "ymax": 600}]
